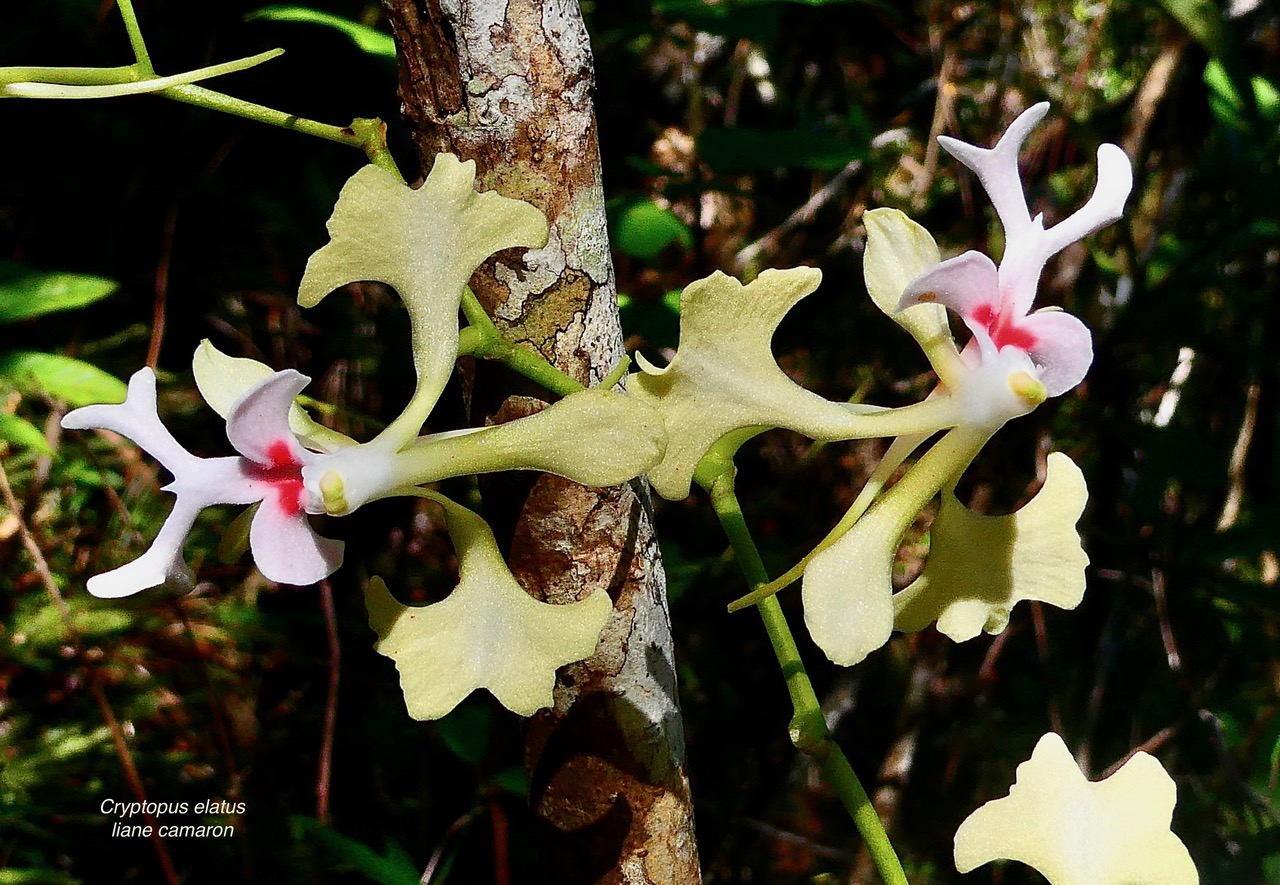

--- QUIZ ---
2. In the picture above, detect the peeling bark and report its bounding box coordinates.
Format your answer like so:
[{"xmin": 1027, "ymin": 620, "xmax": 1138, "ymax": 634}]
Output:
[{"xmin": 381, "ymin": 2, "xmax": 701, "ymax": 881}]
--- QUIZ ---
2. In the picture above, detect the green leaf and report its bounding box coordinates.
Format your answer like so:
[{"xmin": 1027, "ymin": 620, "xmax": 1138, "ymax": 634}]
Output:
[
  {"xmin": 1155, "ymin": 0, "xmax": 1226, "ymax": 55},
  {"xmin": 0, "ymin": 870, "xmax": 83, "ymax": 885},
  {"xmin": 0, "ymin": 352, "xmax": 127, "ymax": 407},
  {"xmin": 698, "ymin": 126, "xmax": 866, "ymax": 173},
  {"xmin": 0, "ymin": 263, "xmax": 118, "ymax": 323},
  {"xmin": 653, "ymin": 0, "xmax": 781, "ymax": 41},
  {"xmin": 1205, "ymin": 59, "xmax": 1280, "ymax": 131},
  {"xmin": 290, "ymin": 818, "xmax": 420, "ymax": 885},
  {"xmin": 618, "ymin": 289, "xmax": 682, "ymax": 350},
  {"xmin": 609, "ymin": 199, "xmax": 693, "ymax": 261},
  {"xmin": 247, "ymin": 6, "xmax": 397, "ymax": 59},
  {"xmin": 434, "ymin": 697, "xmax": 492, "ymax": 764},
  {"xmin": 0, "ymin": 413, "xmax": 51, "ymax": 454},
  {"xmin": 492, "ymin": 766, "xmax": 528, "ymax": 797}
]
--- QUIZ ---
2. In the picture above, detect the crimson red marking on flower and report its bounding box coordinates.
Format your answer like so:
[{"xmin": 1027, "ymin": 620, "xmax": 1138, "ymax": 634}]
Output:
[
  {"xmin": 266, "ymin": 439, "xmax": 295, "ymax": 468},
  {"xmin": 249, "ymin": 439, "xmax": 305, "ymax": 515},
  {"xmin": 972, "ymin": 303, "xmax": 1039, "ymax": 352}
]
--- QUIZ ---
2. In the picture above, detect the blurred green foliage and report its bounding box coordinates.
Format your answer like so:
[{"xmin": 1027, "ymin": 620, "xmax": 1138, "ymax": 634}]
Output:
[{"xmin": 1, "ymin": 0, "xmax": 1279, "ymax": 883}]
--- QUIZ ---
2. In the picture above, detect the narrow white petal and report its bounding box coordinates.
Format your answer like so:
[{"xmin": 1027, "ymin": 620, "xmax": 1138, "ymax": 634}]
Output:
[
  {"xmin": 85, "ymin": 499, "xmax": 202, "ymax": 598},
  {"xmin": 938, "ymin": 102, "xmax": 1049, "ymax": 241},
  {"xmin": 1039, "ymin": 143, "xmax": 1134, "ymax": 258},
  {"xmin": 62, "ymin": 368, "xmax": 196, "ymax": 475}
]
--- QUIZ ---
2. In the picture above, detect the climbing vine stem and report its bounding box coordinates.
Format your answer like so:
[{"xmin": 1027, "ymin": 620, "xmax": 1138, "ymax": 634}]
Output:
[{"xmin": 696, "ymin": 451, "xmax": 909, "ymax": 885}]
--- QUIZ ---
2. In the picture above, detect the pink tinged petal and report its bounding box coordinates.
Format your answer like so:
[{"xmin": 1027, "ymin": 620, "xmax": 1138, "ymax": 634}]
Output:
[
  {"xmin": 900, "ymin": 251, "xmax": 1002, "ymax": 350},
  {"xmin": 1019, "ymin": 308, "xmax": 1094, "ymax": 397},
  {"xmin": 248, "ymin": 499, "xmax": 344, "ymax": 585},
  {"xmin": 225, "ymin": 370, "xmax": 315, "ymax": 468},
  {"xmin": 61, "ymin": 368, "xmax": 197, "ymax": 475},
  {"xmin": 938, "ymin": 102, "xmax": 1049, "ymax": 242}
]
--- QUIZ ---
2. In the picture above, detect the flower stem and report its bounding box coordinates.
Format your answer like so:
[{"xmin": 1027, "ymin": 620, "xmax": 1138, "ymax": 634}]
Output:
[
  {"xmin": 116, "ymin": 0, "xmax": 154, "ymax": 72},
  {"xmin": 697, "ymin": 461, "xmax": 909, "ymax": 885},
  {"xmin": 165, "ymin": 83, "xmax": 376, "ymax": 149},
  {"xmin": 726, "ymin": 431, "xmax": 926, "ymax": 612},
  {"xmin": 458, "ymin": 288, "xmax": 591, "ymax": 398}
]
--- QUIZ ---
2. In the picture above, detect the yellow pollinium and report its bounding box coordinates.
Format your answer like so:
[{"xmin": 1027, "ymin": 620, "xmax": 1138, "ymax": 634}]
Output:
[
  {"xmin": 1007, "ymin": 370, "xmax": 1048, "ymax": 407},
  {"xmin": 319, "ymin": 470, "xmax": 348, "ymax": 516}
]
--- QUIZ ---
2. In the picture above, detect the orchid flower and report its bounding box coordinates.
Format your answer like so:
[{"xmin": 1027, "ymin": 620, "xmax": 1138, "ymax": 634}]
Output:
[
  {"xmin": 801, "ymin": 105, "xmax": 1130, "ymax": 666},
  {"xmin": 899, "ymin": 101, "xmax": 1133, "ymax": 397},
  {"xmin": 62, "ymin": 367, "xmax": 344, "ymax": 598},
  {"xmin": 62, "ymin": 155, "xmax": 666, "ymax": 605}
]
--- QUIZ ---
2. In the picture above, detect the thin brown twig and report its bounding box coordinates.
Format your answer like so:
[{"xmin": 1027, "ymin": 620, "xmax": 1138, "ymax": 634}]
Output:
[
  {"xmin": 1030, "ymin": 601, "xmax": 1064, "ymax": 736},
  {"xmin": 1098, "ymin": 726, "xmax": 1178, "ymax": 779},
  {"xmin": 1150, "ymin": 568, "xmax": 1183, "ymax": 672},
  {"xmin": 490, "ymin": 800, "xmax": 510, "ymax": 885},
  {"xmin": 146, "ymin": 206, "xmax": 179, "ymax": 369},
  {"xmin": 316, "ymin": 578, "xmax": 340, "ymax": 826},
  {"xmin": 420, "ymin": 807, "xmax": 482, "ymax": 884},
  {"xmin": 0, "ymin": 454, "xmax": 180, "ymax": 885}
]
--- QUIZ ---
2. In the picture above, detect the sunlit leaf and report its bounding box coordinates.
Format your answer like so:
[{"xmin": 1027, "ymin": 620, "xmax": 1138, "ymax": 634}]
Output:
[
  {"xmin": 609, "ymin": 198, "xmax": 693, "ymax": 261},
  {"xmin": 1205, "ymin": 59, "xmax": 1280, "ymax": 131},
  {"xmin": 0, "ymin": 263, "xmax": 118, "ymax": 323},
  {"xmin": 0, "ymin": 352, "xmax": 126, "ymax": 407},
  {"xmin": 247, "ymin": 6, "xmax": 397, "ymax": 59},
  {"xmin": 1155, "ymin": 0, "xmax": 1225, "ymax": 55},
  {"xmin": 0, "ymin": 413, "xmax": 51, "ymax": 453}
]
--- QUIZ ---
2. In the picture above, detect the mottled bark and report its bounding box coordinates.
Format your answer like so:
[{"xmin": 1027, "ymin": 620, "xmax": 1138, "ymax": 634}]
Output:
[{"xmin": 380, "ymin": 1, "xmax": 701, "ymax": 882}]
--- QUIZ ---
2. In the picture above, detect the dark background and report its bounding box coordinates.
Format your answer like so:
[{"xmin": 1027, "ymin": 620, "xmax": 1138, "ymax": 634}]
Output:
[{"xmin": 2, "ymin": 0, "xmax": 1278, "ymax": 882}]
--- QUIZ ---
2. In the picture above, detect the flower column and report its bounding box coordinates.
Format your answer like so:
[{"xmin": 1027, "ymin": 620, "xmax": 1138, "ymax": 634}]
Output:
[{"xmin": 380, "ymin": 0, "xmax": 701, "ymax": 881}]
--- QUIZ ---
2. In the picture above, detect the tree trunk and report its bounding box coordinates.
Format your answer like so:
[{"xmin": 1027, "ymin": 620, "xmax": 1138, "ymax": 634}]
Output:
[{"xmin": 379, "ymin": 2, "xmax": 701, "ymax": 882}]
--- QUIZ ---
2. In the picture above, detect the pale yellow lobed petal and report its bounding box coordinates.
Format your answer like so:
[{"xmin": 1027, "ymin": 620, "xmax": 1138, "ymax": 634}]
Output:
[
  {"xmin": 298, "ymin": 156, "xmax": 548, "ymax": 446},
  {"xmin": 954, "ymin": 732, "xmax": 1198, "ymax": 885},
  {"xmin": 191, "ymin": 340, "xmax": 354, "ymax": 452},
  {"xmin": 802, "ymin": 427, "xmax": 992, "ymax": 666},
  {"xmin": 893, "ymin": 451, "xmax": 1089, "ymax": 641},
  {"xmin": 863, "ymin": 208, "xmax": 964, "ymax": 387},
  {"xmin": 365, "ymin": 497, "xmax": 611, "ymax": 719},
  {"xmin": 629, "ymin": 267, "xmax": 960, "ymax": 500}
]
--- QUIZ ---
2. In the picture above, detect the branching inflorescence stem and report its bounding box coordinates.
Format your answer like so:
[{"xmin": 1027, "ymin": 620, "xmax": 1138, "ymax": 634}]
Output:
[{"xmin": 696, "ymin": 449, "xmax": 909, "ymax": 885}]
